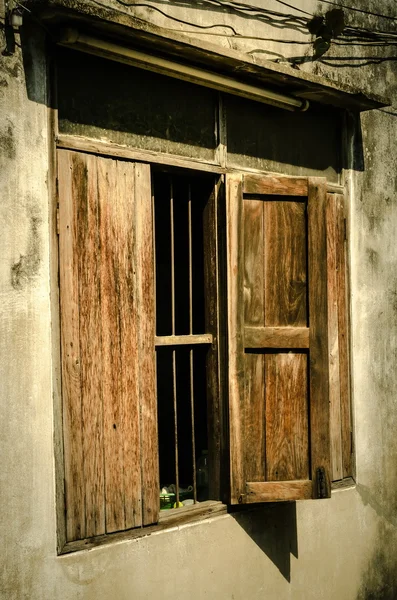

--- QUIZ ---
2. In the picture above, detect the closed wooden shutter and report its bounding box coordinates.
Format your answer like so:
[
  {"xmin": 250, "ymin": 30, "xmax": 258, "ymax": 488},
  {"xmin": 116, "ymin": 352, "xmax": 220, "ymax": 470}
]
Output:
[
  {"xmin": 58, "ymin": 149, "xmax": 158, "ymax": 542},
  {"xmin": 227, "ymin": 174, "xmax": 331, "ymax": 503}
]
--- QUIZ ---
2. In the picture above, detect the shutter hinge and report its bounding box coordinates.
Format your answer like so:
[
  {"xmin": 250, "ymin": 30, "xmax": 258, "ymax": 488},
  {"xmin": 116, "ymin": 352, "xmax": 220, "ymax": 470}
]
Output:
[{"xmin": 316, "ymin": 466, "xmax": 328, "ymax": 499}]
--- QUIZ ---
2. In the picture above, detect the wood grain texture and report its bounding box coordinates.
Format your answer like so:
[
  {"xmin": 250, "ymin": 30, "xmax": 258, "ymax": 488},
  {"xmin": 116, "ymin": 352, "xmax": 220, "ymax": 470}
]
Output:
[
  {"xmin": 226, "ymin": 173, "xmax": 245, "ymax": 503},
  {"xmin": 335, "ymin": 195, "xmax": 352, "ymax": 478},
  {"xmin": 243, "ymin": 174, "xmax": 308, "ymax": 196},
  {"xmin": 245, "ymin": 480, "xmax": 312, "ymax": 502},
  {"xmin": 97, "ymin": 159, "xmax": 143, "ymax": 532},
  {"xmin": 135, "ymin": 163, "xmax": 159, "ymax": 526},
  {"xmin": 58, "ymin": 150, "xmax": 85, "ymax": 542},
  {"xmin": 326, "ymin": 194, "xmax": 343, "ymax": 481},
  {"xmin": 244, "ymin": 353, "xmax": 265, "ymax": 481},
  {"xmin": 59, "ymin": 151, "xmax": 159, "ymax": 541},
  {"xmin": 308, "ymin": 178, "xmax": 331, "ymax": 498},
  {"xmin": 243, "ymin": 199, "xmax": 265, "ymax": 482},
  {"xmin": 203, "ymin": 180, "xmax": 222, "ymax": 501},
  {"xmin": 264, "ymin": 201, "xmax": 307, "ymax": 327},
  {"xmin": 57, "ymin": 133, "xmax": 222, "ymax": 174},
  {"xmin": 154, "ymin": 334, "xmax": 213, "ymax": 346},
  {"xmin": 77, "ymin": 153, "xmax": 106, "ymax": 538},
  {"xmin": 244, "ymin": 326, "xmax": 309, "ymax": 349},
  {"xmin": 265, "ymin": 353, "xmax": 309, "ymax": 481}
]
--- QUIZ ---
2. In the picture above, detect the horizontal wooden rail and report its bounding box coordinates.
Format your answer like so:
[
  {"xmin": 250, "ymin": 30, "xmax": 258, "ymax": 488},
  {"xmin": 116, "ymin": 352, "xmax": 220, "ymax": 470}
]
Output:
[
  {"xmin": 244, "ymin": 326, "xmax": 309, "ymax": 349},
  {"xmin": 245, "ymin": 480, "xmax": 313, "ymax": 503},
  {"xmin": 155, "ymin": 334, "xmax": 213, "ymax": 346},
  {"xmin": 243, "ymin": 174, "xmax": 308, "ymax": 197}
]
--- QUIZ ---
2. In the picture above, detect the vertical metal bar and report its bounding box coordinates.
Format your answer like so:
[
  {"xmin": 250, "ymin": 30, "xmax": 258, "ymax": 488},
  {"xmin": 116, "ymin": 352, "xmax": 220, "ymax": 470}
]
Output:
[
  {"xmin": 170, "ymin": 177, "xmax": 180, "ymax": 507},
  {"xmin": 188, "ymin": 183, "xmax": 197, "ymax": 503}
]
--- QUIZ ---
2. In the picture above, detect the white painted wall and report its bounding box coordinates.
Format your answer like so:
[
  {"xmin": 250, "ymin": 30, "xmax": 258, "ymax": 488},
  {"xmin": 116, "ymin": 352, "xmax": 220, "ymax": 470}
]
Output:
[{"xmin": 1, "ymin": 2, "xmax": 397, "ymax": 598}]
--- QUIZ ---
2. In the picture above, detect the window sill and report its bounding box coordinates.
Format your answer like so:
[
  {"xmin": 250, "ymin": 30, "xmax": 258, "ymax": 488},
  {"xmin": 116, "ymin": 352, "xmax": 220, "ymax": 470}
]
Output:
[
  {"xmin": 331, "ymin": 476, "xmax": 355, "ymax": 492},
  {"xmin": 59, "ymin": 501, "xmax": 227, "ymax": 555}
]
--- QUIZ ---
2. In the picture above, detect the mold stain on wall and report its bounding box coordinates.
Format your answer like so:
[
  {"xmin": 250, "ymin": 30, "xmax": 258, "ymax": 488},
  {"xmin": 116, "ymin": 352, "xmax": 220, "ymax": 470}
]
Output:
[{"xmin": 11, "ymin": 204, "xmax": 42, "ymax": 290}]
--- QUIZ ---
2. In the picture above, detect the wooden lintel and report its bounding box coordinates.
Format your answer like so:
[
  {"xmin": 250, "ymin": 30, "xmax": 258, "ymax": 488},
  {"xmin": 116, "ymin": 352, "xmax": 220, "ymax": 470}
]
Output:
[
  {"xmin": 155, "ymin": 334, "xmax": 213, "ymax": 346},
  {"xmin": 56, "ymin": 134, "xmax": 223, "ymax": 175},
  {"xmin": 243, "ymin": 175, "xmax": 308, "ymax": 197},
  {"xmin": 244, "ymin": 326, "xmax": 309, "ymax": 349},
  {"xmin": 245, "ymin": 480, "xmax": 313, "ymax": 502}
]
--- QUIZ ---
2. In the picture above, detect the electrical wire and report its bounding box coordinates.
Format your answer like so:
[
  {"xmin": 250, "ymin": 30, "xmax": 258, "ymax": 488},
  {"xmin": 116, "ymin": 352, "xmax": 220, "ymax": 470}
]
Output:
[{"xmin": 319, "ymin": 0, "xmax": 397, "ymax": 22}]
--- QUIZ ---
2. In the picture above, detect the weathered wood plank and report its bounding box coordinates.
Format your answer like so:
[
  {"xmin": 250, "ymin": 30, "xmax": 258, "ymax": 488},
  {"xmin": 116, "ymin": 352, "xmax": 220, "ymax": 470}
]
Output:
[
  {"xmin": 226, "ymin": 173, "xmax": 245, "ymax": 503},
  {"xmin": 243, "ymin": 200, "xmax": 264, "ymax": 326},
  {"xmin": 245, "ymin": 480, "xmax": 312, "ymax": 502},
  {"xmin": 203, "ymin": 179, "xmax": 222, "ymax": 500},
  {"xmin": 243, "ymin": 199, "xmax": 265, "ymax": 482},
  {"xmin": 265, "ymin": 353, "xmax": 309, "ymax": 481},
  {"xmin": 77, "ymin": 153, "xmax": 106, "ymax": 537},
  {"xmin": 98, "ymin": 157, "xmax": 125, "ymax": 533},
  {"xmin": 58, "ymin": 150, "xmax": 86, "ymax": 542},
  {"xmin": 118, "ymin": 163, "xmax": 142, "ymax": 530},
  {"xmin": 98, "ymin": 159, "xmax": 143, "ymax": 532},
  {"xmin": 244, "ymin": 353, "xmax": 265, "ymax": 481},
  {"xmin": 264, "ymin": 201, "xmax": 307, "ymax": 327},
  {"xmin": 308, "ymin": 178, "xmax": 331, "ymax": 498},
  {"xmin": 326, "ymin": 193, "xmax": 343, "ymax": 481},
  {"xmin": 244, "ymin": 326, "xmax": 309, "ymax": 349},
  {"xmin": 243, "ymin": 174, "xmax": 308, "ymax": 197},
  {"xmin": 154, "ymin": 334, "xmax": 213, "ymax": 346},
  {"xmin": 57, "ymin": 133, "xmax": 223, "ymax": 174},
  {"xmin": 136, "ymin": 163, "xmax": 159, "ymax": 526},
  {"xmin": 335, "ymin": 195, "xmax": 352, "ymax": 478}
]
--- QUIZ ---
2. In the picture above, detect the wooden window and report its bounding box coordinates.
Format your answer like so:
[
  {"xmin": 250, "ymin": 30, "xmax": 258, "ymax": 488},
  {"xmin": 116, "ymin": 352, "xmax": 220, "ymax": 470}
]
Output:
[{"xmin": 58, "ymin": 153, "xmax": 351, "ymax": 546}]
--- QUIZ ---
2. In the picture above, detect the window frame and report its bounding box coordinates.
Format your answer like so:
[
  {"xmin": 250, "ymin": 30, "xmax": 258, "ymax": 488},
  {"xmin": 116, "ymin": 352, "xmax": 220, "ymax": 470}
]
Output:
[{"xmin": 53, "ymin": 52, "xmax": 353, "ymax": 556}]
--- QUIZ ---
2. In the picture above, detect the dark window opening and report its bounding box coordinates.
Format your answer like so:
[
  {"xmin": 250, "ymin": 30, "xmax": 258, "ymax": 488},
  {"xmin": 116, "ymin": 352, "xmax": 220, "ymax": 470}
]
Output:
[{"xmin": 153, "ymin": 171, "xmax": 217, "ymax": 508}]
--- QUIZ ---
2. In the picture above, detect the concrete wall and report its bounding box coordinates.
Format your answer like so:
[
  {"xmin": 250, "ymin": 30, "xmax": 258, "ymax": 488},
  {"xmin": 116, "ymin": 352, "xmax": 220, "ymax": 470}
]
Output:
[{"xmin": 1, "ymin": 1, "xmax": 397, "ymax": 598}]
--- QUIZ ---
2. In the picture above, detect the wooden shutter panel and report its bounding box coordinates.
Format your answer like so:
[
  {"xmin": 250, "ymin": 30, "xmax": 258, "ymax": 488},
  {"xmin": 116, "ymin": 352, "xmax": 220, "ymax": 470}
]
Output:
[
  {"xmin": 327, "ymin": 193, "xmax": 352, "ymax": 481},
  {"xmin": 227, "ymin": 173, "xmax": 331, "ymax": 504},
  {"xmin": 58, "ymin": 149, "xmax": 158, "ymax": 542}
]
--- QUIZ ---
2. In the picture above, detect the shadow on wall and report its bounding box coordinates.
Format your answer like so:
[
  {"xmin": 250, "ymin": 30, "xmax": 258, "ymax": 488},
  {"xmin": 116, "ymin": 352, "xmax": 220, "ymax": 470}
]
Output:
[{"xmin": 230, "ymin": 502, "xmax": 298, "ymax": 583}]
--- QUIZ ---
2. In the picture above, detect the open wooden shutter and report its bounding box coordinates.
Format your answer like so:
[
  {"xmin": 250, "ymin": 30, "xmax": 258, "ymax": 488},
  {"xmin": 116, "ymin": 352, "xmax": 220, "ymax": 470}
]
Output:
[
  {"xmin": 227, "ymin": 173, "xmax": 330, "ymax": 504},
  {"xmin": 58, "ymin": 149, "xmax": 158, "ymax": 542},
  {"xmin": 327, "ymin": 193, "xmax": 352, "ymax": 481}
]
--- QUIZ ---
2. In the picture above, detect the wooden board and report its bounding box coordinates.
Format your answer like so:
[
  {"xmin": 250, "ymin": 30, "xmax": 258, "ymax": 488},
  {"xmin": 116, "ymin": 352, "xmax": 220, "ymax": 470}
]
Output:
[
  {"xmin": 243, "ymin": 199, "xmax": 265, "ymax": 482},
  {"xmin": 327, "ymin": 194, "xmax": 343, "ymax": 481},
  {"xmin": 265, "ymin": 353, "xmax": 309, "ymax": 481},
  {"xmin": 135, "ymin": 163, "xmax": 159, "ymax": 526},
  {"xmin": 246, "ymin": 480, "xmax": 312, "ymax": 502},
  {"xmin": 58, "ymin": 151, "xmax": 85, "ymax": 542},
  {"xmin": 226, "ymin": 173, "xmax": 245, "ymax": 503},
  {"xmin": 78, "ymin": 153, "xmax": 106, "ymax": 538},
  {"xmin": 335, "ymin": 195, "xmax": 352, "ymax": 478},
  {"xmin": 308, "ymin": 178, "xmax": 331, "ymax": 498},
  {"xmin": 243, "ymin": 175, "xmax": 308, "ymax": 197},
  {"xmin": 264, "ymin": 200, "xmax": 307, "ymax": 327},
  {"xmin": 58, "ymin": 150, "xmax": 158, "ymax": 541},
  {"xmin": 244, "ymin": 326, "xmax": 309, "ymax": 349}
]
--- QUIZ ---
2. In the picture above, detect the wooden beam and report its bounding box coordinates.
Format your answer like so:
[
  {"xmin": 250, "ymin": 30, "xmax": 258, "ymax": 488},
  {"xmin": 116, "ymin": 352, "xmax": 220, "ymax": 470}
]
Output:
[
  {"xmin": 57, "ymin": 134, "xmax": 223, "ymax": 175},
  {"xmin": 155, "ymin": 334, "xmax": 213, "ymax": 346},
  {"xmin": 243, "ymin": 175, "xmax": 308, "ymax": 197},
  {"xmin": 245, "ymin": 480, "xmax": 312, "ymax": 503},
  {"xmin": 244, "ymin": 326, "xmax": 309, "ymax": 349}
]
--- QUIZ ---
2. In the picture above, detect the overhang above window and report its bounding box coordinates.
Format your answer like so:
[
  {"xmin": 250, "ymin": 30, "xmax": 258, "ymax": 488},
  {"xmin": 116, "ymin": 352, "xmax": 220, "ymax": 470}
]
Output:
[{"xmin": 30, "ymin": 0, "xmax": 389, "ymax": 112}]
